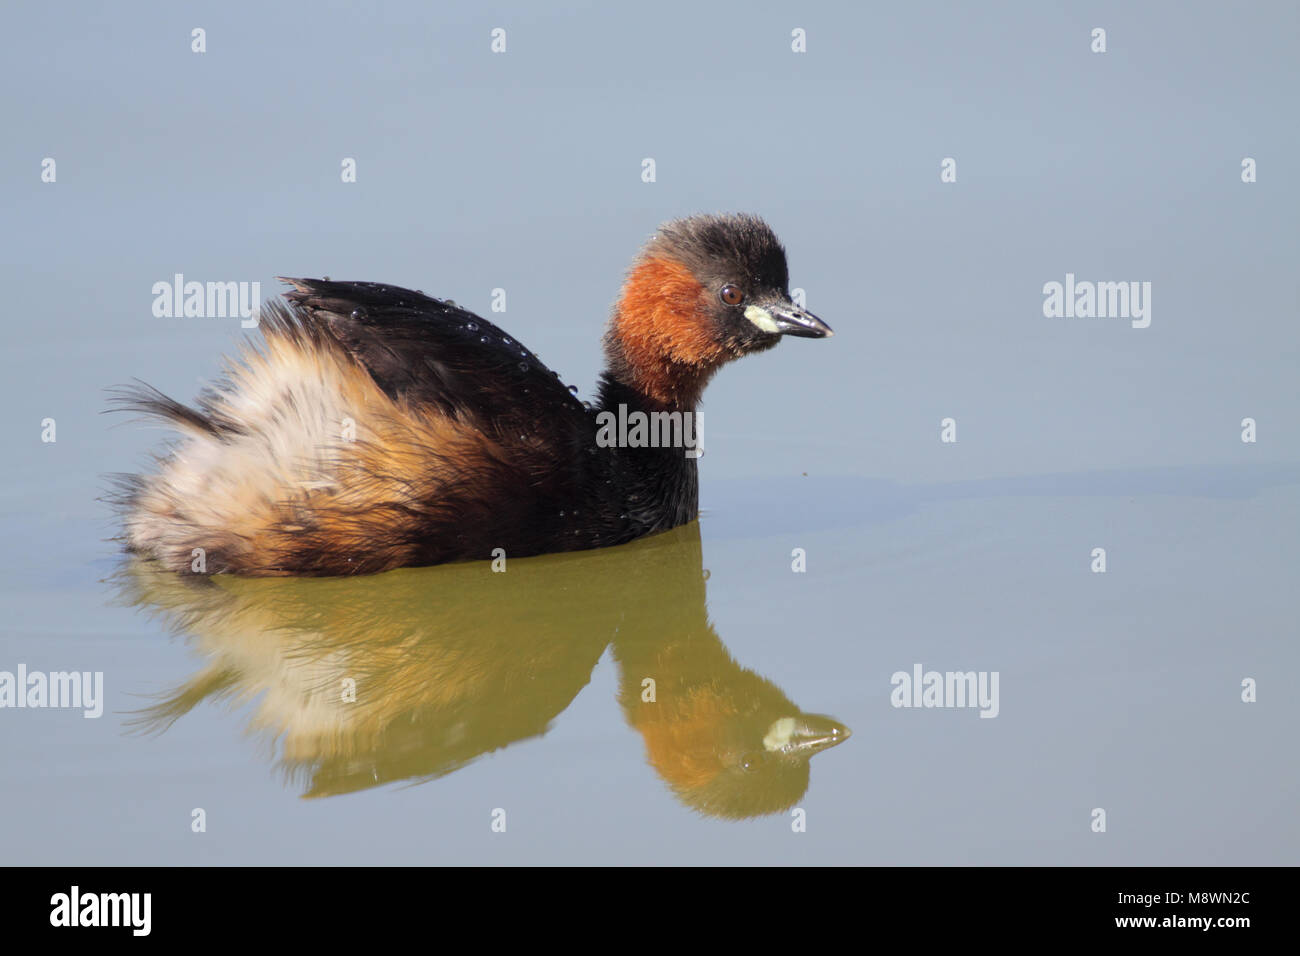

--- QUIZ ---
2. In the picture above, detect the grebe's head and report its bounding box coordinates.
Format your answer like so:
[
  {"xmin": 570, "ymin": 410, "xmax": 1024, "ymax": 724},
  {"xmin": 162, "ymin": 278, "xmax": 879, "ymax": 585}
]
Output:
[{"xmin": 604, "ymin": 213, "xmax": 832, "ymax": 407}]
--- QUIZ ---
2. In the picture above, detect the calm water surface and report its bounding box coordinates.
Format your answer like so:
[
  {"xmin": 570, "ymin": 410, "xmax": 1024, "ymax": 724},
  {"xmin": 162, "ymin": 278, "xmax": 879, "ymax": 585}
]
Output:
[
  {"xmin": 2, "ymin": 459, "xmax": 1296, "ymax": 864},
  {"xmin": 2, "ymin": 0, "xmax": 1297, "ymax": 865}
]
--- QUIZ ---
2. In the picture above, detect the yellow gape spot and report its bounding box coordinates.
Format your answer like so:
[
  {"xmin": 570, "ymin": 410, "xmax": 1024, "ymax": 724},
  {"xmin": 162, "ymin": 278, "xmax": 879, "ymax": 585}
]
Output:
[
  {"xmin": 744, "ymin": 305, "xmax": 779, "ymax": 333},
  {"xmin": 763, "ymin": 716, "xmax": 797, "ymax": 752}
]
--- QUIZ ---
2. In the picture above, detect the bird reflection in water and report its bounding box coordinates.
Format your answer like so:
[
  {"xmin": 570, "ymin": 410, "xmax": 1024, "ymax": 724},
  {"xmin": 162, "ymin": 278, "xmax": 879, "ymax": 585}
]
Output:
[{"xmin": 116, "ymin": 521, "xmax": 850, "ymax": 819}]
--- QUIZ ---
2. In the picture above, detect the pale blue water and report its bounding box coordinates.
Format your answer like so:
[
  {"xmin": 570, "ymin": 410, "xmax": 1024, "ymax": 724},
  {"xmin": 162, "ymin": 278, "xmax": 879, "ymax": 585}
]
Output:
[{"xmin": 1, "ymin": 0, "xmax": 1296, "ymax": 864}]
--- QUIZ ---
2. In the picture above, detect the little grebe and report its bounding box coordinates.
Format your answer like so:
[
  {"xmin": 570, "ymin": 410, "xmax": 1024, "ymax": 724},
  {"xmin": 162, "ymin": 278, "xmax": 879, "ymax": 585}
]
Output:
[{"xmin": 115, "ymin": 214, "xmax": 832, "ymax": 575}]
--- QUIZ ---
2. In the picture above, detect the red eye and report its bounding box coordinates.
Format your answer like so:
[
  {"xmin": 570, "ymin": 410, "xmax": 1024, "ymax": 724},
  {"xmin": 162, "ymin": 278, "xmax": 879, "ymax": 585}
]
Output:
[{"xmin": 720, "ymin": 285, "xmax": 744, "ymax": 306}]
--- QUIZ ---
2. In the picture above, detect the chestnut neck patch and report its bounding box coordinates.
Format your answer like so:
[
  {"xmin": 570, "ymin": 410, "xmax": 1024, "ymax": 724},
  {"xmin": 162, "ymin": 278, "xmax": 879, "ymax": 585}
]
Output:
[{"xmin": 605, "ymin": 257, "xmax": 725, "ymax": 408}]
